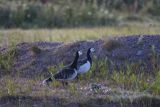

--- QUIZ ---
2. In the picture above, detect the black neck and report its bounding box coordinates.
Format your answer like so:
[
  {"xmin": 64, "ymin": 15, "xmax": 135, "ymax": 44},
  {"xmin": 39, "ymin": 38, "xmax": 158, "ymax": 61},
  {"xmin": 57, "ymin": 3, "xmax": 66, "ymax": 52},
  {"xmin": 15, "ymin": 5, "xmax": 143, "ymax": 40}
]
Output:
[
  {"xmin": 87, "ymin": 50, "xmax": 92, "ymax": 65},
  {"xmin": 70, "ymin": 52, "xmax": 79, "ymax": 69}
]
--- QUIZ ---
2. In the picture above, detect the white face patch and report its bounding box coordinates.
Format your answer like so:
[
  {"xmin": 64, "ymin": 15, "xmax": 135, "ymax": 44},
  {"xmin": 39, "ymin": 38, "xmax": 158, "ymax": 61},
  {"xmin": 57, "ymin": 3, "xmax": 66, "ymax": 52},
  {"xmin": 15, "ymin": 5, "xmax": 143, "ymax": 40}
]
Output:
[
  {"xmin": 77, "ymin": 61, "xmax": 91, "ymax": 74},
  {"xmin": 90, "ymin": 48, "xmax": 95, "ymax": 52},
  {"xmin": 78, "ymin": 51, "xmax": 83, "ymax": 56}
]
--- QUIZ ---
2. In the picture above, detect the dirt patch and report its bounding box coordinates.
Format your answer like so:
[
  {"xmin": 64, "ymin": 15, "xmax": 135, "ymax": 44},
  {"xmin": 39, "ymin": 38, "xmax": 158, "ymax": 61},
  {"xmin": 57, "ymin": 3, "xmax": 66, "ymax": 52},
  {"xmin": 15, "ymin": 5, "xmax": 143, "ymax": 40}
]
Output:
[{"xmin": 1, "ymin": 35, "xmax": 160, "ymax": 77}]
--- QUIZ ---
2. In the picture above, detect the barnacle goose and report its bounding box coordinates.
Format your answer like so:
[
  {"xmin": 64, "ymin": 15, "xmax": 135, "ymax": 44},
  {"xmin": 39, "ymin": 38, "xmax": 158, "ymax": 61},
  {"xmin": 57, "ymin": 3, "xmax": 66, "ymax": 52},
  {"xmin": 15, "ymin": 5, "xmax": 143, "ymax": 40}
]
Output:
[
  {"xmin": 43, "ymin": 50, "xmax": 82, "ymax": 86},
  {"xmin": 77, "ymin": 48, "xmax": 95, "ymax": 74}
]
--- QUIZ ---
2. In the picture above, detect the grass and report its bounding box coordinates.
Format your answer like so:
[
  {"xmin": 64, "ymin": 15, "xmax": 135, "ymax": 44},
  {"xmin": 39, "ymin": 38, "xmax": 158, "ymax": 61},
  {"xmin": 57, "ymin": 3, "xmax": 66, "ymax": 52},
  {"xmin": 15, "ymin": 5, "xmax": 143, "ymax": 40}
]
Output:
[
  {"xmin": 0, "ymin": 59, "xmax": 159, "ymax": 106},
  {"xmin": 0, "ymin": 47, "xmax": 16, "ymax": 73},
  {"xmin": 0, "ymin": 26, "xmax": 160, "ymax": 95},
  {"xmin": 0, "ymin": 26, "xmax": 160, "ymax": 46},
  {"xmin": 151, "ymin": 71, "xmax": 160, "ymax": 95},
  {"xmin": 0, "ymin": 60, "xmax": 159, "ymax": 97},
  {"xmin": 0, "ymin": 26, "xmax": 160, "ymax": 106},
  {"xmin": 44, "ymin": 57, "xmax": 160, "ymax": 96}
]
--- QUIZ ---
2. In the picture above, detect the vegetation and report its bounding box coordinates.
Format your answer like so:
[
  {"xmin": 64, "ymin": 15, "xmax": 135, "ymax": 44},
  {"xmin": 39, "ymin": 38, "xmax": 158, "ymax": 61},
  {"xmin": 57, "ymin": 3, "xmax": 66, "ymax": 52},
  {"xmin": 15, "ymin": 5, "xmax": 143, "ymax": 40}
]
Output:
[
  {"xmin": 0, "ymin": 26, "xmax": 160, "ymax": 46},
  {"xmin": 0, "ymin": 47, "xmax": 16, "ymax": 73},
  {"xmin": 102, "ymin": 38, "xmax": 123, "ymax": 52},
  {"xmin": 0, "ymin": 21, "xmax": 160, "ymax": 107},
  {"xmin": 0, "ymin": 0, "xmax": 160, "ymax": 28},
  {"xmin": 0, "ymin": 57, "xmax": 160, "ymax": 104},
  {"xmin": 0, "ymin": 26, "xmax": 160, "ymax": 94},
  {"xmin": 0, "ymin": 0, "xmax": 159, "ymax": 106}
]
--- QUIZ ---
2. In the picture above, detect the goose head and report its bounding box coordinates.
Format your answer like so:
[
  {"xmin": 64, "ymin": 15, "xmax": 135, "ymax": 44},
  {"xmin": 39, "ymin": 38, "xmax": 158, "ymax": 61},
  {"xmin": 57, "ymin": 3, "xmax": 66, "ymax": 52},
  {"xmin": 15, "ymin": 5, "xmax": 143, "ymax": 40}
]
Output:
[
  {"xmin": 90, "ymin": 48, "xmax": 95, "ymax": 53},
  {"xmin": 78, "ymin": 50, "xmax": 83, "ymax": 56},
  {"xmin": 86, "ymin": 48, "xmax": 95, "ymax": 63},
  {"xmin": 88, "ymin": 48, "xmax": 95, "ymax": 54}
]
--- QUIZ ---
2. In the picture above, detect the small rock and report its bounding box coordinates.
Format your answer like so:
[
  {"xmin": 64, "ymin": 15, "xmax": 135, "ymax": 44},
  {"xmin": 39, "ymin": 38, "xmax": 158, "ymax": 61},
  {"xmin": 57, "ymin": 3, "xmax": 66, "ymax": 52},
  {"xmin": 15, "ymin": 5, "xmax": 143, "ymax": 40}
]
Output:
[{"xmin": 90, "ymin": 83, "xmax": 102, "ymax": 91}]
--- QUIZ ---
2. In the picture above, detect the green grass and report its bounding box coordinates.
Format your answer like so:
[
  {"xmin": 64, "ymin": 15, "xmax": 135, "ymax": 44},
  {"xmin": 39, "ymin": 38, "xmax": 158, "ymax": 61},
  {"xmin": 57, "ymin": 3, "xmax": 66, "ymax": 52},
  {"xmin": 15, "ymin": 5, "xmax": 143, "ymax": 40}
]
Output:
[
  {"xmin": 0, "ymin": 60, "xmax": 159, "ymax": 97},
  {"xmin": 0, "ymin": 58, "xmax": 159, "ymax": 107},
  {"xmin": 0, "ymin": 47, "xmax": 16, "ymax": 73},
  {"xmin": 151, "ymin": 71, "xmax": 160, "ymax": 95}
]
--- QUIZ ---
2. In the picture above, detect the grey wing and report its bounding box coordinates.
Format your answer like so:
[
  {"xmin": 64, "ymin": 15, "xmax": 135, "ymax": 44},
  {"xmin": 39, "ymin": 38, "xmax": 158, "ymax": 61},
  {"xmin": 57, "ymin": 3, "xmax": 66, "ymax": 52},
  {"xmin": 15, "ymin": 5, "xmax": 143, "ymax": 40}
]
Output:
[{"xmin": 54, "ymin": 68, "xmax": 76, "ymax": 80}]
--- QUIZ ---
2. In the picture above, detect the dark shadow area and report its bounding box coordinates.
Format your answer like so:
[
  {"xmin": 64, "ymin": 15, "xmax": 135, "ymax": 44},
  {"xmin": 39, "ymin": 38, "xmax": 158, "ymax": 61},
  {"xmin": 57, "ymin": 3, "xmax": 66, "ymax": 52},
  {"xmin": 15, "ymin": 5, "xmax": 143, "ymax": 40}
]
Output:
[{"xmin": 0, "ymin": 95, "xmax": 160, "ymax": 107}]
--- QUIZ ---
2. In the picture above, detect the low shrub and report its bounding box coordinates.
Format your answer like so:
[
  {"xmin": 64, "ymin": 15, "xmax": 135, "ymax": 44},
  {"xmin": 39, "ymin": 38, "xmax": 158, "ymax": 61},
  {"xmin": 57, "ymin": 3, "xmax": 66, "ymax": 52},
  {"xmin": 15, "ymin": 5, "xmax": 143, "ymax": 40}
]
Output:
[{"xmin": 0, "ymin": 47, "xmax": 16, "ymax": 73}]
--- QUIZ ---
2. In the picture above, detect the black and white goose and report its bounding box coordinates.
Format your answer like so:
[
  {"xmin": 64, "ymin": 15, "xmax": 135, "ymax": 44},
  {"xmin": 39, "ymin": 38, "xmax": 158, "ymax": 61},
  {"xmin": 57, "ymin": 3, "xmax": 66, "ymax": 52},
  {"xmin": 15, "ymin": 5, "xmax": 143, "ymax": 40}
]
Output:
[
  {"xmin": 77, "ymin": 48, "xmax": 95, "ymax": 74},
  {"xmin": 43, "ymin": 50, "xmax": 82, "ymax": 86}
]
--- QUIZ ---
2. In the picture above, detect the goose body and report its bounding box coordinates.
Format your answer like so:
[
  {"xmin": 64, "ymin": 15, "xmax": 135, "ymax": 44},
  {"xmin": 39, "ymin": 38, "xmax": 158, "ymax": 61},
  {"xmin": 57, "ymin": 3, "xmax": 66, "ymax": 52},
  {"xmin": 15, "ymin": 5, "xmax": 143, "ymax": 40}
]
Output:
[
  {"xmin": 77, "ymin": 48, "xmax": 95, "ymax": 74},
  {"xmin": 43, "ymin": 50, "xmax": 82, "ymax": 86},
  {"xmin": 77, "ymin": 60, "xmax": 91, "ymax": 74},
  {"xmin": 54, "ymin": 68, "xmax": 77, "ymax": 81}
]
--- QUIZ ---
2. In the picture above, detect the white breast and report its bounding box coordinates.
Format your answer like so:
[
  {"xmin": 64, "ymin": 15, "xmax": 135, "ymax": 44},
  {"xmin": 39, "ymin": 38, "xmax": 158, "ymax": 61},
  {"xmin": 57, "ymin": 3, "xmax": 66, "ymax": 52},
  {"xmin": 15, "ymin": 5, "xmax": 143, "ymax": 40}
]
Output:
[{"xmin": 77, "ymin": 61, "xmax": 91, "ymax": 74}]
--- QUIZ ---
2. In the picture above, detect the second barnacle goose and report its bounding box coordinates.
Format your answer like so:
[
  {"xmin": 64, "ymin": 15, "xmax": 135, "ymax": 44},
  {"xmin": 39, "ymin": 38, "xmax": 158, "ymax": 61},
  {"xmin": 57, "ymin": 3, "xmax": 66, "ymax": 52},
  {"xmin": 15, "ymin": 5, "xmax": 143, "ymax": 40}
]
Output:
[
  {"xmin": 43, "ymin": 50, "xmax": 82, "ymax": 86},
  {"xmin": 77, "ymin": 48, "xmax": 95, "ymax": 74}
]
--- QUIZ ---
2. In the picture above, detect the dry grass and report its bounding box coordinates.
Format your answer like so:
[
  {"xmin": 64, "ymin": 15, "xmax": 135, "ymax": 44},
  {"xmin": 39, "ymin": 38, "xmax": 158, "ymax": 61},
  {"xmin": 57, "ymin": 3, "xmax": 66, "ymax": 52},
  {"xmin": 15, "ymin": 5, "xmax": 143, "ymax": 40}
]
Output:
[{"xmin": 0, "ymin": 26, "xmax": 160, "ymax": 46}]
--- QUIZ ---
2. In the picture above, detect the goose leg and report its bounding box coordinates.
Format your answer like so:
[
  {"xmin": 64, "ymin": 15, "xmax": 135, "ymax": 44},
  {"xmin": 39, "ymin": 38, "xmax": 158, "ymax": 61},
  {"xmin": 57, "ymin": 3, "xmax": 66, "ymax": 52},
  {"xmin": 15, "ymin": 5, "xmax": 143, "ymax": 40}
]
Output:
[
  {"xmin": 65, "ymin": 82, "xmax": 68, "ymax": 86},
  {"xmin": 62, "ymin": 81, "xmax": 68, "ymax": 87},
  {"xmin": 76, "ymin": 75, "xmax": 79, "ymax": 81}
]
